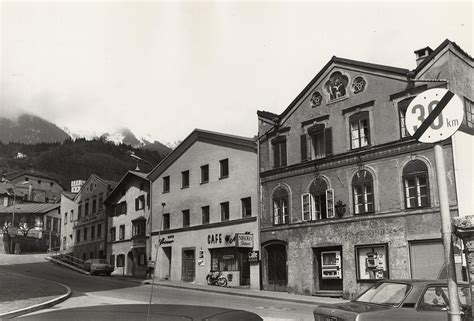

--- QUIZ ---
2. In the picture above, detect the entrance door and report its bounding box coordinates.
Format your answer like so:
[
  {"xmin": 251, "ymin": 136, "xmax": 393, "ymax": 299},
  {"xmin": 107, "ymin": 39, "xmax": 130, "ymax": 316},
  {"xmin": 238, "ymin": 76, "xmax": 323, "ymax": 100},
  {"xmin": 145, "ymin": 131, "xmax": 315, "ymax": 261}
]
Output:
[
  {"xmin": 265, "ymin": 244, "xmax": 287, "ymax": 292},
  {"xmin": 182, "ymin": 249, "xmax": 195, "ymax": 282},
  {"xmin": 127, "ymin": 251, "xmax": 134, "ymax": 276},
  {"xmin": 163, "ymin": 247, "xmax": 172, "ymax": 280}
]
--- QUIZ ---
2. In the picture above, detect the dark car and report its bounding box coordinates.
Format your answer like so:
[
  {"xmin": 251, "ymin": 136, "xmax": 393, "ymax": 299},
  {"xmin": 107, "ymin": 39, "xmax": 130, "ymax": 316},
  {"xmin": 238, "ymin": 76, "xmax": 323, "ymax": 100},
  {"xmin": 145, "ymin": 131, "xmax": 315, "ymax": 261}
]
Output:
[
  {"xmin": 84, "ymin": 258, "xmax": 114, "ymax": 276},
  {"xmin": 15, "ymin": 304, "xmax": 263, "ymax": 321},
  {"xmin": 313, "ymin": 280, "xmax": 472, "ymax": 321}
]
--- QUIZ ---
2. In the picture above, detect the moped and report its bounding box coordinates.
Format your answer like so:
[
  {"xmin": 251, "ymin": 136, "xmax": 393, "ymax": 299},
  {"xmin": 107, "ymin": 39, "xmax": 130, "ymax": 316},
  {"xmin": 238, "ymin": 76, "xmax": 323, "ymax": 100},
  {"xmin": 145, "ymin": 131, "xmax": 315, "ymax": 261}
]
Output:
[{"xmin": 206, "ymin": 271, "xmax": 228, "ymax": 287}]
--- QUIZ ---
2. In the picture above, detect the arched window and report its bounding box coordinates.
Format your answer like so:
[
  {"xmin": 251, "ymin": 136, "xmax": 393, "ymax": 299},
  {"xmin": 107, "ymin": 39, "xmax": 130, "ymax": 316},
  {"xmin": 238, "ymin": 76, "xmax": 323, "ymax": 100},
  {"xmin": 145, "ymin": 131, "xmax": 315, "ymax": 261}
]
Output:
[
  {"xmin": 273, "ymin": 187, "xmax": 289, "ymax": 225},
  {"xmin": 403, "ymin": 160, "xmax": 430, "ymax": 208},
  {"xmin": 302, "ymin": 178, "xmax": 335, "ymax": 221},
  {"xmin": 352, "ymin": 169, "xmax": 374, "ymax": 214}
]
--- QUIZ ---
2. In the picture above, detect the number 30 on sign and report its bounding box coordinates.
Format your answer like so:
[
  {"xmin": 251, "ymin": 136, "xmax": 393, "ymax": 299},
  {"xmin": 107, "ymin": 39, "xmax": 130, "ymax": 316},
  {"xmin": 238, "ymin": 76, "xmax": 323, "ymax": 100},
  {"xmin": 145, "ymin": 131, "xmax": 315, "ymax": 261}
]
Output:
[{"xmin": 406, "ymin": 88, "xmax": 464, "ymax": 144}]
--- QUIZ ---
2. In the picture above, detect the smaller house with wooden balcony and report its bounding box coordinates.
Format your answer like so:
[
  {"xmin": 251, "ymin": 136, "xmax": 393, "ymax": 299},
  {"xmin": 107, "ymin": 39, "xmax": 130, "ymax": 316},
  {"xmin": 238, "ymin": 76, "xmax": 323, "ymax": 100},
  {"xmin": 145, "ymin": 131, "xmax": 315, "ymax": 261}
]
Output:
[
  {"xmin": 0, "ymin": 203, "xmax": 60, "ymax": 254},
  {"xmin": 104, "ymin": 171, "xmax": 150, "ymax": 278}
]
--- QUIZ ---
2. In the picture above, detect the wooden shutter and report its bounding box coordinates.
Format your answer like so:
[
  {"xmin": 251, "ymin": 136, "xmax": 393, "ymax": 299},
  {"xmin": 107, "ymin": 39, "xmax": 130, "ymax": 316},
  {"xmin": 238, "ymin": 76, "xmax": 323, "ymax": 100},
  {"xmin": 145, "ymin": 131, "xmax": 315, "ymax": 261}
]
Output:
[
  {"xmin": 326, "ymin": 189, "xmax": 335, "ymax": 218},
  {"xmin": 300, "ymin": 135, "xmax": 308, "ymax": 161},
  {"xmin": 324, "ymin": 127, "xmax": 333, "ymax": 155},
  {"xmin": 301, "ymin": 193, "xmax": 312, "ymax": 221},
  {"xmin": 135, "ymin": 198, "xmax": 139, "ymax": 211},
  {"xmin": 281, "ymin": 141, "xmax": 287, "ymax": 166}
]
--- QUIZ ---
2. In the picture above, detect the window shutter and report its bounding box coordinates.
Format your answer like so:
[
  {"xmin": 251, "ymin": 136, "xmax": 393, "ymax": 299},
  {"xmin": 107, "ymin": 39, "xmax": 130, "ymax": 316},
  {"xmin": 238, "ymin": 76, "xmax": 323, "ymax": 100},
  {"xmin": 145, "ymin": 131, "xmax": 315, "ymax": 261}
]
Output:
[
  {"xmin": 300, "ymin": 135, "xmax": 308, "ymax": 161},
  {"xmin": 301, "ymin": 193, "xmax": 312, "ymax": 221},
  {"xmin": 281, "ymin": 141, "xmax": 287, "ymax": 166},
  {"xmin": 324, "ymin": 127, "xmax": 333, "ymax": 155},
  {"xmin": 135, "ymin": 198, "xmax": 139, "ymax": 211},
  {"xmin": 326, "ymin": 189, "xmax": 335, "ymax": 218}
]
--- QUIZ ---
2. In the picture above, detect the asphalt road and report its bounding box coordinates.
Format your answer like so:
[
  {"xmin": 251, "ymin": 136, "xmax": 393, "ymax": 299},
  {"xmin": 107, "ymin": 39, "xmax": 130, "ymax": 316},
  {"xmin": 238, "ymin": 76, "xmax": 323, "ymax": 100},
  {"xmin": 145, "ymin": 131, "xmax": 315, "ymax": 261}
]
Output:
[{"xmin": 0, "ymin": 261, "xmax": 316, "ymax": 321}]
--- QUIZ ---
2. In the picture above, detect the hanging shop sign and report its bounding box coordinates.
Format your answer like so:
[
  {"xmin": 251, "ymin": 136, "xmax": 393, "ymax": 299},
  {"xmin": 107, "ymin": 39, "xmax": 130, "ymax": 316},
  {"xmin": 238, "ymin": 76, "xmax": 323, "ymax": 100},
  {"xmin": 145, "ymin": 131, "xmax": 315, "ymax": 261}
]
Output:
[
  {"xmin": 235, "ymin": 233, "xmax": 253, "ymax": 248},
  {"xmin": 248, "ymin": 250, "xmax": 259, "ymax": 263}
]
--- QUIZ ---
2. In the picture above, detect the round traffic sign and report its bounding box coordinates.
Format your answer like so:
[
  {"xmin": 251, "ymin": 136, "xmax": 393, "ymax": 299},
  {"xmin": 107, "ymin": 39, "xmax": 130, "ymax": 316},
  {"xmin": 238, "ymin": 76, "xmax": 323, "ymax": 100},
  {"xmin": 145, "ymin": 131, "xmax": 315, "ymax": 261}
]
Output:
[{"xmin": 406, "ymin": 88, "xmax": 464, "ymax": 143}]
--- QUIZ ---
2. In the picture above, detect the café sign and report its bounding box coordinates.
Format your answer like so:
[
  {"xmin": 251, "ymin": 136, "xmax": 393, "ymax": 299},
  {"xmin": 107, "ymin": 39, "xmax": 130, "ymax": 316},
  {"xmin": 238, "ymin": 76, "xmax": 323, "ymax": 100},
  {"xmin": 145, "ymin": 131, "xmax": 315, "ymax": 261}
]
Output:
[{"xmin": 235, "ymin": 233, "xmax": 253, "ymax": 248}]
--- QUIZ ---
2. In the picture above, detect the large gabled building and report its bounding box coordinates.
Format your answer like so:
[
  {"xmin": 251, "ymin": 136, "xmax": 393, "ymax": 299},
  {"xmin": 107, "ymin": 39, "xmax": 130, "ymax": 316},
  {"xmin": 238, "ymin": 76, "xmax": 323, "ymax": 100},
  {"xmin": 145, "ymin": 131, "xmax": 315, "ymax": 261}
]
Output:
[
  {"xmin": 257, "ymin": 39, "xmax": 472, "ymax": 298},
  {"xmin": 147, "ymin": 129, "xmax": 260, "ymax": 289}
]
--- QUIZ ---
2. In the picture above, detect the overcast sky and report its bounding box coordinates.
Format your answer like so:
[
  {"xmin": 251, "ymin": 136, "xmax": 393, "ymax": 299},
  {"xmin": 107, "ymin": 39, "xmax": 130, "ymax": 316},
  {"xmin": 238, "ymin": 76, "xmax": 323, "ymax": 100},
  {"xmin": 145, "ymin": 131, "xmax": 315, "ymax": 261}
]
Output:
[{"xmin": 1, "ymin": 1, "xmax": 472, "ymax": 144}]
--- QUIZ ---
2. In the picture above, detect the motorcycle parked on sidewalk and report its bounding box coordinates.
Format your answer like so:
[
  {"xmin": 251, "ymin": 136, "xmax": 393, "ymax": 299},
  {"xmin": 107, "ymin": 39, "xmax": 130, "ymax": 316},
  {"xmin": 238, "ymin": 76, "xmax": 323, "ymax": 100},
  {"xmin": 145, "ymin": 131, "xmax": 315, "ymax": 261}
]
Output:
[{"xmin": 206, "ymin": 271, "xmax": 228, "ymax": 287}]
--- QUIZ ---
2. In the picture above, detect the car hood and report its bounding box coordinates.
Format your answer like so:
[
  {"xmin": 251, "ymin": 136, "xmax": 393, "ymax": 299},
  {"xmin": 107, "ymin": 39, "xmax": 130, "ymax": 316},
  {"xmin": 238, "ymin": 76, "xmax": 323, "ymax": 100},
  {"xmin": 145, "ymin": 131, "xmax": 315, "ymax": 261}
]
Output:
[{"xmin": 314, "ymin": 301, "xmax": 390, "ymax": 320}]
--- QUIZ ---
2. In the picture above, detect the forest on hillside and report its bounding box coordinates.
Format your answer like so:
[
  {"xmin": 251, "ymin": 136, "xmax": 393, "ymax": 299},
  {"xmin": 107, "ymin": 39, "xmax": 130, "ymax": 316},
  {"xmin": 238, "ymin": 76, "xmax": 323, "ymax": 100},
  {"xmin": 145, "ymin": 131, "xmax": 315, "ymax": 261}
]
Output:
[{"xmin": 0, "ymin": 138, "xmax": 170, "ymax": 188}]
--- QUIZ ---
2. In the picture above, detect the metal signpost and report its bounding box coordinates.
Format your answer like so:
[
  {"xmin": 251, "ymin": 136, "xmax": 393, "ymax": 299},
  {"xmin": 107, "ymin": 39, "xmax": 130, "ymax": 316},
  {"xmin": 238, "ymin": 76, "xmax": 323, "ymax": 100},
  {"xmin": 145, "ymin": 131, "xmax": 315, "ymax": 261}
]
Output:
[{"xmin": 406, "ymin": 88, "xmax": 464, "ymax": 321}]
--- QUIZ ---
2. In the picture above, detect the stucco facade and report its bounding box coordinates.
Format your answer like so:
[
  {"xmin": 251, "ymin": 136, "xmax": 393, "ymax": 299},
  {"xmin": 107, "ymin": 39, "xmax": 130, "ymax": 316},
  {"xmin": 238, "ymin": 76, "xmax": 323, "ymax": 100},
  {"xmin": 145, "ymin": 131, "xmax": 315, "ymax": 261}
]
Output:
[
  {"xmin": 105, "ymin": 171, "xmax": 150, "ymax": 278},
  {"xmin": 60, "ymin": 191, "xmax": 77, "ymax": 252},
  {"xmin": 257, "ymin": 40, "xmax": 471, "ymax": 298},
  {"xmin": 148, "ymin": 129, "xmax": 260, "ymax": 289},
  {"xmin": 71, "ymin": 174, "xmax": 115, "ymax": 261}
]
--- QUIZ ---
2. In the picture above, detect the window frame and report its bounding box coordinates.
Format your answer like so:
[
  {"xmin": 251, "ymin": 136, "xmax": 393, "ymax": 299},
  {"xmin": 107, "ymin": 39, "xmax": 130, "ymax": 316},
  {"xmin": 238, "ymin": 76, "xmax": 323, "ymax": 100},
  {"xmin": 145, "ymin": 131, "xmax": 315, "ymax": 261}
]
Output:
[
  {"xmin": 352, "ymin": 170, "xmax": 375, "ymax": 215},
  {"xmin": 273, "ymin": 195, "xmax": 289, "ymax": 226},
  {"xmin": 241, "ymin": 197, "xmax": 252, "ymax": 218},
  {"xmin": 201, "ymin": 206, "xmax": 210, "ymax": 225},
  {"xmin": 201, "ymin": 164, "xmax": 209, "ymax": 184},
  {"xmin": 119, "ymin": 225, "xmax": 125, "ymax": 240},
  {"xmin": 403, "ymin": 161, "xmax": 430, "ymax": 209},
  {"xmin": 163, "ymin": 213, "xmax": 170, "ymax": 230},
  {"xmin": 182, "ymin": 209, "xmax": 190, "ymax": 227},
  {"xmin": 349, "ymin": 111, "xmax": 371, "ymax": 150},
  {"xmin": 109, "ymin": 227, "xmax": 116, "ymax": 241},
  {"xmin": 219, "ymin": 159, "xmax": 229, "ymax": 179},
  {"xmin": 181, "ymin": 171, "xmax": 190, "ymax": 189},
  {"xmin": 163, "ymin": 176, "xmax": 170, "ymax": 193},
  {"xmin": 220, "ymin": 202, "xmax": 230, "ymax": 221},
  {"xmin": 272, "ymin": 136, "xmax": 287, "ymax": 168}
]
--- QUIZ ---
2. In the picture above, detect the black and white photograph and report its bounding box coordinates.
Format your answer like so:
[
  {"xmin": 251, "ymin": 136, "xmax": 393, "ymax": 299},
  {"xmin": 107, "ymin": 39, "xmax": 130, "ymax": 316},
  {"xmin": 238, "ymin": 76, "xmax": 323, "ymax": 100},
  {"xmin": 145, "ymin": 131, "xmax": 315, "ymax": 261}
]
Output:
[{"xmin": 0, "ymin": 1, "xmax": 472, "ymax": 320}]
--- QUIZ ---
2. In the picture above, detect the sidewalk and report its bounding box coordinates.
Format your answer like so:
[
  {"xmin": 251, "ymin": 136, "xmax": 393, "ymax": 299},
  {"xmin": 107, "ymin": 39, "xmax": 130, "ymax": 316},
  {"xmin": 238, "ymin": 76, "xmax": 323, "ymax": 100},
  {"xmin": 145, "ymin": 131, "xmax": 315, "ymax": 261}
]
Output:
[
  {"xmin": 0, "ymin": 269, "xmax": 71, "ymax": 320},
  {"xmin": 111, "ymin": 276, "xmax": 347, "ymax": 306}
]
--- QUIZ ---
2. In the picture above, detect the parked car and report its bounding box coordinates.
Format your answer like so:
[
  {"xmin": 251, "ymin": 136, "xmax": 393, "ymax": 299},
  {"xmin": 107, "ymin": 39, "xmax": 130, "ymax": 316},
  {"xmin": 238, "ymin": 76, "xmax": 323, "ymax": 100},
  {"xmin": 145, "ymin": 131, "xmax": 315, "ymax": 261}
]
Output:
[
  {"xmin": 84, "ymin": 259, "xmax": 114, "ymax": 276},
  {"xmin": 313, "ymin": 279, "xmax": 472, "ymax": 321}
]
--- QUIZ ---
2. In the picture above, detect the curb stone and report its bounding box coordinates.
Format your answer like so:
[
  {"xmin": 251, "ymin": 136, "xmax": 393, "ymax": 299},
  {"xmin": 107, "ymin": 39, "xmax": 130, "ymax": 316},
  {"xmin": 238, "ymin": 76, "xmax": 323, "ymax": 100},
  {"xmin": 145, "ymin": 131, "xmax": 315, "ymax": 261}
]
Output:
[{"xmin": 0, "ymin": 281, "xmax": 72, "ymax": 320}]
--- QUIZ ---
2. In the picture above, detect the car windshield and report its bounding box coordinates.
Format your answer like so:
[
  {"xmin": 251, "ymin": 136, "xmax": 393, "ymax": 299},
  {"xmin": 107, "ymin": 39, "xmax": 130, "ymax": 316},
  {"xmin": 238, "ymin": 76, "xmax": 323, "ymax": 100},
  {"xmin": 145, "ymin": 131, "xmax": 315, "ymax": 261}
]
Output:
[
  {"xmin": 356, "ymin": 282, "xmax": 411, "ymax": 307},
  {"xmin": 92, "ymin": 259, "xmax": 109, "ymax": 264}
]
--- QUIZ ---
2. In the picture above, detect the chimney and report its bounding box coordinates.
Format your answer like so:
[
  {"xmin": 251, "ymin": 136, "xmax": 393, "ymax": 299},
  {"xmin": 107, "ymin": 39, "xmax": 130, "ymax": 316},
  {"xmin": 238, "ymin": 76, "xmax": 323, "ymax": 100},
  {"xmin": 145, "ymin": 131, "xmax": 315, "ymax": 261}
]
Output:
[{"xmin": 414, "ymin": 46, "xmax": 433, "ymax": 66}]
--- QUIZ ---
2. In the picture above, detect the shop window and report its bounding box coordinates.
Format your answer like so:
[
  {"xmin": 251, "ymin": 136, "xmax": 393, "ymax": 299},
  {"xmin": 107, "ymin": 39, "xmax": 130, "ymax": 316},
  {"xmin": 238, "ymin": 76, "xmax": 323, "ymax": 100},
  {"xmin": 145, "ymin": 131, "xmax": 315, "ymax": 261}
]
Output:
[
  {"xmin": 352, "ymin": 169, "xmax": 374, "ymax": 214},
  {"xmin": 119, "ymin": 225, "xmax": 125, "ymax": 240},
  {"xmin": 201, "ymin": 164, "xmax": 209, "ymax": 183},
  {"xmin": 201, "ymin": 206, "xmax": 210, "ymax": 225},
  {"xmin": 117, "ymin": 254, "xmax": 125, "ymax": 267},
  {"xmin": 163, "ymin": 176, "xmax": 170, "ymax": 193},
  {"xmin": 463, "ymin": 97, "xmax": 473, "ymax": 128},
  {"xmin": 181, "ymin": 171, "xmax": 189, "ymax": 188},
  {"xmin": 220, "ymin": 202, "xmax": 229, "ymax": 221},
  {"xmin": 219, "ymin": 159, "xmax": 229, "ymax": 179},
  {"xmin": 308, "ymin": 124, "xmax": 332, "ymax": 159},
  {"xmin": 163, "ymin": 213, "xmax": 170, "ymax": 230},
  {"xmin": 403, "ymin": 160, "xmax": 430, "ymax": 209},
  {"xmin": 272, "ymin": 136, "xmax": 287, "ymax": 168},
  {"xmin": 355, "ymin": 244, "xmax": 388, "ymax": 281},
  {"xmin": 241, "ymin": 197, "xmax": 252, "ymax": 217},
  {"xmin": 135, "ymin": 195, "xmax": 145, "ymax": 210},
  {"xmin": 302, "ymin": 179, "xmax": 335, "ymax": 221},
  {"xmin": 350, "ymin": 111, "xmax": 370, "ymax": 149},
  {"xmin": 273, "ymin": 187, "xmax": 289, "ymax": 225},
  {"xmin": 109, "ymin": 227, "xmax": 116, "ymax": 241},
  {"xmin": 210, "ymin": 248, "xmax": 238, "ymax": 272}
]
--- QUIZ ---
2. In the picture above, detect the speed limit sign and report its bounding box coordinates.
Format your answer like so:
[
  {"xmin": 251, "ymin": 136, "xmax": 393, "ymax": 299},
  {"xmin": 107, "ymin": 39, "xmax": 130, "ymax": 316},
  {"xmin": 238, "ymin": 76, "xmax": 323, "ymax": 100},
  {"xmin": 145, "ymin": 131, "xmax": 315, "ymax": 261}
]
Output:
[{"xmin": 406, "ymin": 88, "xmax": 464, "ymax": 143}]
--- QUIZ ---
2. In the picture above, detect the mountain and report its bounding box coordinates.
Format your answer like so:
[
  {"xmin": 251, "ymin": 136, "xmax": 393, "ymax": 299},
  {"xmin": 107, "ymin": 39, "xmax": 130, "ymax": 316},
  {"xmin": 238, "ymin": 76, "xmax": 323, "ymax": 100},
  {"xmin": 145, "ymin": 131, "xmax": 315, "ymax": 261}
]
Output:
[
  {"xmin": 0, "ymin": 114, "xmax": 70, "ymax": 144},
  {"xmin": 0, "ymin": 113, "xmax": 171, "ymax": 155},
  {"xmin": 0, "ymin": 139, "xmax": 169, "ymax": 188}
]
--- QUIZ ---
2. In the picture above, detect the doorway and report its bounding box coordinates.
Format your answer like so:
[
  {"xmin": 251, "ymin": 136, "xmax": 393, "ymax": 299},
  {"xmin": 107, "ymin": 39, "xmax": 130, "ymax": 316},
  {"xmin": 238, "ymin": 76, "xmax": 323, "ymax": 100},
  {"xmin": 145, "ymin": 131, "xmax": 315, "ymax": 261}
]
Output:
[
  {"xmin": 182, "ymin": 248, "xmax": 195, "ymax": 282},
  {"xmin": 264, "ymin": 243, "xmax": 287, "ymax": 292},
  {"xmin": 163, "ymin": 247, "xmax": 172, "ymax": 280},
  {"xmin": 127, "ymin": 251, "xmax": 134, "ymax": 276}
]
